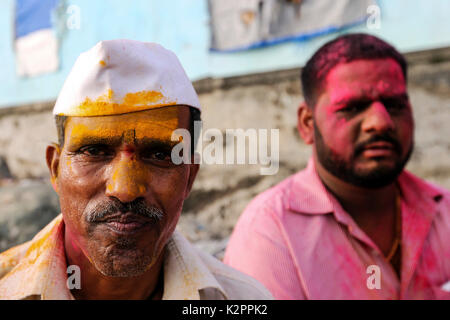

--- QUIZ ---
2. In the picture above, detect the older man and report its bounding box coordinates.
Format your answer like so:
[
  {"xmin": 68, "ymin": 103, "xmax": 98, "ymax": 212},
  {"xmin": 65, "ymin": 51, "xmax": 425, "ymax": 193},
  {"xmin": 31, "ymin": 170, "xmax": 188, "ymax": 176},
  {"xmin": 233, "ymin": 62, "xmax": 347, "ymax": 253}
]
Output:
[
  {"xmin": 224, "ymin": 33, "xmax": 450, "ymax": 299},
  {"xmin": 0, "ymin": 39, "xmax": 272, "ymax": 300}
]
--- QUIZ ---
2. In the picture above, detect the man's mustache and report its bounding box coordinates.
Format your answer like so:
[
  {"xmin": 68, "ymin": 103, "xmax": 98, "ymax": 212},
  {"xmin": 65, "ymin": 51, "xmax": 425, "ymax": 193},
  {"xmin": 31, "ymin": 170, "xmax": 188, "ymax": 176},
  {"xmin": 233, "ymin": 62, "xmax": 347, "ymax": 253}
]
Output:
[
  {"xmin": 354, "ymin": 133, "xmax": 402, "ymax": 156},
  {"xmin": 85, "ymin": 198, "xmax": 164, "ymax": 223}
]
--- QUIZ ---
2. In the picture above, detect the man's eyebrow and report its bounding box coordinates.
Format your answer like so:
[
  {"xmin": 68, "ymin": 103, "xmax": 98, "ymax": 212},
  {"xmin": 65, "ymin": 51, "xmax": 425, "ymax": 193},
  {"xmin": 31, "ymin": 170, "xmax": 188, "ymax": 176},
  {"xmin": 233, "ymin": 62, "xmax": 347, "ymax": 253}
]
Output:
[
  {"xmin": 334, "ymin": 93, "xmax": 409, "ymax": 105},
  {"xmin": 68, "ymin": 135, "xmax": 179, "ymax": 149},
  {"xmin": 136, "ymin": 137, "xmax": 179, "ymax": 149},
  {"xmin": 69, "ymin": 135, "xmax": 122, "ymax": 147},
  {"xmin": 380, "ymin": 93, "xmax": 409, "ymax": 101}
]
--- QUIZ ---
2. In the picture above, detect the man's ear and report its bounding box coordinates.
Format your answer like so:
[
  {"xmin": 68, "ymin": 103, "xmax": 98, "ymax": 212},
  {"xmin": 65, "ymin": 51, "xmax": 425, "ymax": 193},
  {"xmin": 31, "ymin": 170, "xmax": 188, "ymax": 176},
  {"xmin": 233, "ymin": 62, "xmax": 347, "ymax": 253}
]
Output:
[
  {"xmin": 297, "ymin": 101, "xmax": 315, "ymax": 145},
  {"xmin": 46, "ymin": 143, "xmax": 61, "ymax": 193}
]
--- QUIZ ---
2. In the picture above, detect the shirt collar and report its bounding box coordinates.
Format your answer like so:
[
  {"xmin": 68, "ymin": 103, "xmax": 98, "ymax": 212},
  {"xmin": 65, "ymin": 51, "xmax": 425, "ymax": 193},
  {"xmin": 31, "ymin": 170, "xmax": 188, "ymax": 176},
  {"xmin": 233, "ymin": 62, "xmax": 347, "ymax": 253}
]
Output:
[
  {"xmin": 397, "ymin": 169, "xmax": 443, "ymax": 210},
  {"xmin": 162, "ymin": 230, "xmax": 228, "ymax": 300},
  {"xmin": 287, "ymin": 157, "xmax": 334, "ymax": 215},
  {"xmin": 288, "ymin": 157, "xmax": 443, "ymax": 217}
]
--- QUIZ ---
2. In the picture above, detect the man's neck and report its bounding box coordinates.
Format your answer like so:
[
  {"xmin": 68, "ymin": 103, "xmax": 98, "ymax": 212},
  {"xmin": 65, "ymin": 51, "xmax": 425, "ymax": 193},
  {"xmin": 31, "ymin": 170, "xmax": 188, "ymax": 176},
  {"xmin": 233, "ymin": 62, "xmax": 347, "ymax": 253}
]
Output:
[
  {"xmin": 63, "ymin": 226, "xmax": 164, "ymax": 300},
  {"xmin": 314, "ymin": 157, "xmax": 398, "ymax": 220},
  {"xmin": 314, "ymin": 157, "xmax": 401, "ymax": 270}
]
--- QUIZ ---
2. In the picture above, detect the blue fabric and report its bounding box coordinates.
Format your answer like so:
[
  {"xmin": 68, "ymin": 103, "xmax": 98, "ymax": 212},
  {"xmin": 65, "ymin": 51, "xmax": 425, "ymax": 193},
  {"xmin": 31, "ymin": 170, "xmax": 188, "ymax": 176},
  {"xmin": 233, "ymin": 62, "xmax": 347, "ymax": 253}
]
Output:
[{"xmin": 15, "ymin": 0, "xmax": 59, "ymax": 38}]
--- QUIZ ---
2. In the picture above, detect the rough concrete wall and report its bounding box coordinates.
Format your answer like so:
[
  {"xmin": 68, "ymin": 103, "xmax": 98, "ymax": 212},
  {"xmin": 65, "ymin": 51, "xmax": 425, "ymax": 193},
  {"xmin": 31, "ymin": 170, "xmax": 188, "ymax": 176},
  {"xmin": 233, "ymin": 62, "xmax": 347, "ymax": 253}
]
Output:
[
  {"xmin": 0, "ymin": 110, "xmax": 58, "ymax": 179},
  {"xmin": 1, "ymin": 59, "xmax": 450, "ymax": 256}
]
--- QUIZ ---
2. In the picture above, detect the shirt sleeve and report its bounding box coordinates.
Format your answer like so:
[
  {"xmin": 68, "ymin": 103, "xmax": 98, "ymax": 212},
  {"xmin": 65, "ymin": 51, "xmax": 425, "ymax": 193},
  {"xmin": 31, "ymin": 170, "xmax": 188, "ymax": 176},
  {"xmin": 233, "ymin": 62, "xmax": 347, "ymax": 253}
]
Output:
[{"xmin": 224, "ymin": 203, "xmax": 306, "ymax": 300}]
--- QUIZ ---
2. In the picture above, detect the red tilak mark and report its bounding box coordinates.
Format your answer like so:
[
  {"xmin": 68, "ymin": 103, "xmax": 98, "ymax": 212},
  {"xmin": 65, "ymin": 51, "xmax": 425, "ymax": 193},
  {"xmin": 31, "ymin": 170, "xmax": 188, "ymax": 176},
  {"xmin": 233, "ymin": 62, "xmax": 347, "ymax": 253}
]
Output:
[{"xmin": 120, "ymin": 145, "xmax": 136, "ymax": 158}]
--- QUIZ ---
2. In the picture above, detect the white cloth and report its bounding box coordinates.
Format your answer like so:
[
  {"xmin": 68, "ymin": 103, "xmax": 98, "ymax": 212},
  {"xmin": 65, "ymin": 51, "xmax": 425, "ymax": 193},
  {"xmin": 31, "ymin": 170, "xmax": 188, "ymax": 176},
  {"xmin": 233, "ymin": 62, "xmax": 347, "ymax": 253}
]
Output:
[
  {"xmin": 15, "ymin": 29, "xmax": 59, "ymax": 77},
  {"xmin": 53, "ymin": 39, "xmax": 200, "ymax": 116}
]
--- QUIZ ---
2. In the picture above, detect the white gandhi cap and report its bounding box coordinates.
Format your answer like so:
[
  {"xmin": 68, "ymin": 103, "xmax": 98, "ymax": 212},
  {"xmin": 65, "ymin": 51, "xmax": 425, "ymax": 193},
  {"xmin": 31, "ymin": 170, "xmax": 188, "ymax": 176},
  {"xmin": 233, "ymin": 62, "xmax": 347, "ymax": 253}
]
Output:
[{"xmin": 53, "ymin": 39, "xmax": 201, "ymax": 116}]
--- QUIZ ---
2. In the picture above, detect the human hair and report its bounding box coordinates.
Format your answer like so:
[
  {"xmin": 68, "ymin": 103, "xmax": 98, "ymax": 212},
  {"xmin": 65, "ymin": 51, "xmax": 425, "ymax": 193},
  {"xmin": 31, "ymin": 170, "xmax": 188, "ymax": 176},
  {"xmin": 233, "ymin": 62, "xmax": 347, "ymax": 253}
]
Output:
[
  {"xmin": 301, "ymin": 33, "xmax": 408, "ymax": 108},
  {"xmin": 55, "ymin": 106, "xmax": 202, "ymax": 153}
]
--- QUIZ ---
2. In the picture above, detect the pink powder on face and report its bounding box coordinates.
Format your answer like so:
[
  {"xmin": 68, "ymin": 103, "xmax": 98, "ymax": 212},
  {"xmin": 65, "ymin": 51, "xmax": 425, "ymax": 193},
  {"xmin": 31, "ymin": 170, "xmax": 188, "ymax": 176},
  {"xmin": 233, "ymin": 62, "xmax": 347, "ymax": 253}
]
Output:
[{"xmin": 314, "ymin": 58, "xmax": 412, "ymax": 161}]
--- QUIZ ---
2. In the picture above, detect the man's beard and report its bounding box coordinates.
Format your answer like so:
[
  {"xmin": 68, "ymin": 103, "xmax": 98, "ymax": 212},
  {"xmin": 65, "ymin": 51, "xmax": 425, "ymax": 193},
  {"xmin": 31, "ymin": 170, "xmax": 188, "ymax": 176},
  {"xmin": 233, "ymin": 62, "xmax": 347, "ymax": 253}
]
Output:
[
  {"xmin": 83, "ymin": 198, "xmax": 164, "ymax": 277},
  {"xmin": 314, "ymin": 122, "xmax": 413, "ymax": 189}
]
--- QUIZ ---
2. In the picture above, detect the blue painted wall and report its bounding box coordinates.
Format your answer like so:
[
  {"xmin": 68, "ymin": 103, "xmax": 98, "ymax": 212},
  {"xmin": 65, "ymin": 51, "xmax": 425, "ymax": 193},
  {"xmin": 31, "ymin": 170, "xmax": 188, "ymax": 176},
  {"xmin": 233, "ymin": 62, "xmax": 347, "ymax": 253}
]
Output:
[{"xmin": 1, "ymin": 0, "xmax": 450, "ymax": 107}]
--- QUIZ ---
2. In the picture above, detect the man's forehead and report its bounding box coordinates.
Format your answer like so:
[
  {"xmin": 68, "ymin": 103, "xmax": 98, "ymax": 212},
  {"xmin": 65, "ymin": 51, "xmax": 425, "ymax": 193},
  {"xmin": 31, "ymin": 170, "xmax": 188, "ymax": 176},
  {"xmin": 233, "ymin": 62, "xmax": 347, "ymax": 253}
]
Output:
[
  {"xmin": 324, "ymin": 58, "xmax": 406, "ymax": 103},
  {"xmin": 64, "ymin": 106, "xmax": 188, "ymax": 145}
]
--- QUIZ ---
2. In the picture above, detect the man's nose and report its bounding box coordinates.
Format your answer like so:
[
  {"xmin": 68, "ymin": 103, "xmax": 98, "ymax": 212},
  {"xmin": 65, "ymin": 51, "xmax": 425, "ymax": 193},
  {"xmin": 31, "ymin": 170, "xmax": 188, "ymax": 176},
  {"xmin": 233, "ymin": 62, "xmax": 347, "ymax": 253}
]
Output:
[
  {"xmin": 361, "ymin": 101, "xmax": 395, "ymax": 133},
  {"xmin": 105, "ymin": 153, "xmax": 147, "ymax": 203}
]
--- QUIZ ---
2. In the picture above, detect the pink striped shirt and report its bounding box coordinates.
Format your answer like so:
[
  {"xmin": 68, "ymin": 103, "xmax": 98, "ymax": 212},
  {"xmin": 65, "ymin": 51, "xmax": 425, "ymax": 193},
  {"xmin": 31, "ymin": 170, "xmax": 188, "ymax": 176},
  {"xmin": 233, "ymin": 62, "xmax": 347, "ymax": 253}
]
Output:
[{"xmin": 224, "ymin": 158, "xmax": 450, "ymax": 299}]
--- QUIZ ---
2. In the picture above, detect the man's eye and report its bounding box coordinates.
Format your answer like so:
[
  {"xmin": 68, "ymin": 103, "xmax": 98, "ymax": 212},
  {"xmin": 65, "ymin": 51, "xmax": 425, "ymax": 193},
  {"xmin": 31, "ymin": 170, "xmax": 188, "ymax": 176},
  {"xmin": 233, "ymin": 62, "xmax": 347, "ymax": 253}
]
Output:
[
  {"xmin": 79, "ymin": 145, "xmax": 112, "ymax": 157},
  {"xmin": 338, "ymin": 101, "xmax": 370, "ymax": 114},
  {"xmin": 142, "ymin": 150, "xmax": 172, "ymax": 162},
  {"xmin": 384, "ymin": 99, "xmax": 407, "ymax": 111},
  {"xmin": 153, "ymin": 151, "xmax": 170, "ymax": 161}
]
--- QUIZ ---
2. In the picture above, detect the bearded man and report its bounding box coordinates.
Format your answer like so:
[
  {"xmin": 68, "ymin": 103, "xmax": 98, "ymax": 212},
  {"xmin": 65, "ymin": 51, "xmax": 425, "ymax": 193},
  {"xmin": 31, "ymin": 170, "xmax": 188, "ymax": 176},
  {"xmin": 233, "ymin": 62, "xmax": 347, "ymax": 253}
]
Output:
[
  {"xmin": 224, "ymin": 33, "xmax": 450, "ymax": 299},
  {"xmin": 0, "ymin": 39, "xmax": 272, "ymax": 300}
]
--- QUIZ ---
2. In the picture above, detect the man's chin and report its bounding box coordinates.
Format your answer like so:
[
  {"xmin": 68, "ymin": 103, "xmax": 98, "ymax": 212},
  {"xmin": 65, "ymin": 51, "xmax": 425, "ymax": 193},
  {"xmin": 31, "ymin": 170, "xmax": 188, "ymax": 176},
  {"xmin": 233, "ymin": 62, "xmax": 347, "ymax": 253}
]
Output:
[
  {"xmin": 96, "ymin": 258, "xmax": 154, "ymax": 278},
  {"xmin": 92, "ymin": 247, "xmax": 156, "ymax": 278},
  {"xmin": 355, "ymin": 158, "xmax": 397, "ymax": 175},
  {"xmin": 352, "ymin": 163, "xmax": 403, "ymax": 188}
]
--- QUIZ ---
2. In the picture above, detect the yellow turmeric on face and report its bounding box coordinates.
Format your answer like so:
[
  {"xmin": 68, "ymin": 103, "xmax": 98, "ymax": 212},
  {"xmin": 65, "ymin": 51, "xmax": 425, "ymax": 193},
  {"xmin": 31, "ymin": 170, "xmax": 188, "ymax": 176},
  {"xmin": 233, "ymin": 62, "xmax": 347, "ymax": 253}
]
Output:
[
  {"xmin": 60, "ymin": 89, "xmax": 177, "ymax": 117},
  {"xmin": 65, "ymin": 106, "xmax": 181, "ymax": 147},
  {"xmin": 108, "ymin": 156, "xmax": 148, "ymax": 199},
  {"xmin": 61, "ymin": 106, "xmax": 190, "ymax": 204}
]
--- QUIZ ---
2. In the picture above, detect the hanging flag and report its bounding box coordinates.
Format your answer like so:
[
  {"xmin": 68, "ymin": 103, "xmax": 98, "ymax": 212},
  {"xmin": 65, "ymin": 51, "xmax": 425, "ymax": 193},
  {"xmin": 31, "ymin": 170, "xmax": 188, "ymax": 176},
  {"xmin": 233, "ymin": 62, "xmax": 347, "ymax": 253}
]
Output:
[{"xmin": 15, "ymin": 0, "xmax": 60, "ymax": 77}]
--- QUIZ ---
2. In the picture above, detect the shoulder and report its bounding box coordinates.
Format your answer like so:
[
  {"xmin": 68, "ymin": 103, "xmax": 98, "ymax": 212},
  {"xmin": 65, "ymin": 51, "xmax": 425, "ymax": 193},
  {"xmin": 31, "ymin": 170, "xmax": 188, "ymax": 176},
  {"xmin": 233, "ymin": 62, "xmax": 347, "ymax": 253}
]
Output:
[
  {"xmin": 226, "ymin": 170, "xmax": 312, "ymax": 257},
  {"xmin": 0, "ymin": 241, "xmax": 32, "ymax": 280},
  {"xmin": 0, "ymin": 214, "xmax": 63, "ymax": 285},
  {"xmin": 400, "ymin": 171, "xmax": 450, "ymax": 228},
  {"xmin": 401, "ymin": 170, "xmax": 450, "ymax": 206},
  {"xmin": 428, "ymin": 181, "xmax": 450, "ymax": 220},
  {"xmin": 196, "ymin": 248, "xmax": 274, "ymax": 300},
  {"xmin": 239, "ymin": 171, "xmax": 302, "ymax": 224}
]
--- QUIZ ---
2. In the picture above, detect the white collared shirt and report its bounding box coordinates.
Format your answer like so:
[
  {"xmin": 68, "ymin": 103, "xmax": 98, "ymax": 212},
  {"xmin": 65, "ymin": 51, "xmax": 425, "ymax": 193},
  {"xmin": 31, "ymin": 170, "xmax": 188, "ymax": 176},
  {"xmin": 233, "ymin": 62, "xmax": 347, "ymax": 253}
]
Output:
[{"xmin": 0, "ymin": 215, "xmax": 272, "ymax": 300}]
